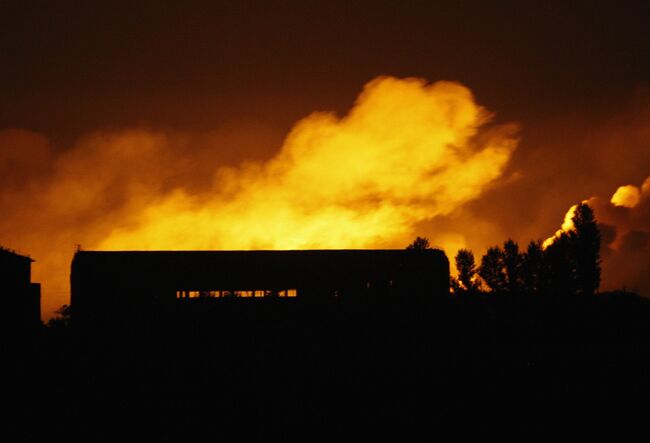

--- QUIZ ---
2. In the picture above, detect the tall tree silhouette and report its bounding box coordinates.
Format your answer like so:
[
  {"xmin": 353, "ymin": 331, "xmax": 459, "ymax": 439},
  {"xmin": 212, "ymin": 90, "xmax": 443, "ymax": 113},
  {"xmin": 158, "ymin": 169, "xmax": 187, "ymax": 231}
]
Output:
[
  {"xmin": 544, "ymin": 232, "xmax": 575, "ymax": 295},
  {"xmin": 569, "ymin": 203, "xmax": 601, "ymax": 295},
  {"xmin": 521, "ymin": 240, "xmax": 548, "ymax": 294},
  {"xmin": 479, "ymin": 246, "xmax": 506, "ymax": 292},
  {"xmin": 544, "ymin": 202, "xmax": 601, "ymax": 296},
  {"xmin": 503, "ymin": 239, "xmax": 523, "ymax": 293},
  {"xmin": 479, "ymin": 239, "xmax": 523, "ymax": 294},
  {"xmin": 454, "ymin": 249, "xmax": 480, "ymax": 293}
]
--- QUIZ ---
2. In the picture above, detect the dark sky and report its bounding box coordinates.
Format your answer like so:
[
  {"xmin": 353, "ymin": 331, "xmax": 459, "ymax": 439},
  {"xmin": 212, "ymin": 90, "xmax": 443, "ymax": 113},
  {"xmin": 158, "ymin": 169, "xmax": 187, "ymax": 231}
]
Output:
[{"xmin": 2, "ymin": 1, "xmax": 648, "ymax": 143}]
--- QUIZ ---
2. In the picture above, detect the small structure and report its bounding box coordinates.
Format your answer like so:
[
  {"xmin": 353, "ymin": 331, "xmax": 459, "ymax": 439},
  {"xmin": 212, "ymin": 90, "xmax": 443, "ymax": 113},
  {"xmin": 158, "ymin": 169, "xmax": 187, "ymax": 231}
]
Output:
[
  {"xmin": 71, "ymin": 249, "xmax": 449, "ymax": 324},
  {"xmin": 0, "ymin": 247, "xmax": 41, "ymax": 329}
]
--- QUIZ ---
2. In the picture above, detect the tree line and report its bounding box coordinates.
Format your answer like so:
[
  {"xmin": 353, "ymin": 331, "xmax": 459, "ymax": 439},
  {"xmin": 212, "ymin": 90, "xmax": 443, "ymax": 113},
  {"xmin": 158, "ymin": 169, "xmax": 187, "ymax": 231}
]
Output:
[{"xmin": 408, "ymin": 202, "xmax": 602, "ymax": 297}]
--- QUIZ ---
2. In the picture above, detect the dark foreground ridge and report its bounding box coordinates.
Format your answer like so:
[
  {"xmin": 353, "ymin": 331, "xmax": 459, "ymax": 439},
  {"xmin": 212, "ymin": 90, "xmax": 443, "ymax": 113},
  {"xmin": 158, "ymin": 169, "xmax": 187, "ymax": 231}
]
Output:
[
  {"xmin": 12, "ymin": 295, "xmax": 650, "ymax": 439},
  {"xmin": 7, "ymin": 250, "xmax": 650, "ymax": 440}
]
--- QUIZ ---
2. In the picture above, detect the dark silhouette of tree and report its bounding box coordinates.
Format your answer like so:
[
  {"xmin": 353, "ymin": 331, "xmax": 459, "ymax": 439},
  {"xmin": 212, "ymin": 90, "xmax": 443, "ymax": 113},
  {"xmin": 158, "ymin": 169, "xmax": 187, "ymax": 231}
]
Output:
[
  {"xmin": 503, "ymin": 239, "xmax": 524, "ymax": 293},
  {"xmin": 450, "ymin": 276, "xmax": 462, "ymax": 294},
  {"xmin": 543, "ymin": 203, "xmax": 601, "ymax": 296},
  {"xmin": 479, "ymin": 246, "xmax": 507, "ymax": 292},
  {"xmin": 478, "ymin": 239, "xmax": 523, "ymax": 294},
  {"xmin": 454, "ymin": 249, "xmax": 480, "ymax": 293},
  {"xmin": 521, "ymin": 240, "xmax": 548, "ymax": 294},
  {"xmin": 471, "ymin": 203, "xmax": 600, "ymax": 297},
  {"xmin": 406, "ymin": 236, "xmax": 431, "ymax": 250},
  {"xmin": 47, "ymin": 304, "xmax": 71, "ymax": 329},
  {"xmin": 545, "ymin": 232, "xmax": 577, "ymax": 295},
  {"xmin": 568, "ymin": 203, "xmax": 601, "ymax": 295}
]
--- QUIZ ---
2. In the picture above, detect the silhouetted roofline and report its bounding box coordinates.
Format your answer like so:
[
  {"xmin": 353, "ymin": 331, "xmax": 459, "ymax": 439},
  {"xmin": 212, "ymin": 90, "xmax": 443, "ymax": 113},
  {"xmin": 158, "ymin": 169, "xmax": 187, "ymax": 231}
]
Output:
[
  {"xmin": 74, "ymin": 248, "xmax": 446, "ymax": 254},
  {"xmin": 72, "ymin": 249, "xmax": 448, "ymax": 265},
  {"xmin": 0, "ymin": 246, "xmax": 34, "ymax": 262},
  {"xmin": 72, "ymin": 249, "xmax": 448, "ymax": 266}
]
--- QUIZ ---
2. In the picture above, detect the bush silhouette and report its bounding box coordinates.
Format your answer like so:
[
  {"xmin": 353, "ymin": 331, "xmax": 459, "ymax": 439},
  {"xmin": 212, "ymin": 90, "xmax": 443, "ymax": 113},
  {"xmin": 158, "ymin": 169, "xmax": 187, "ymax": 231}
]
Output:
[{"xmin": 406, "ymin": 236, "xmax": 431, "ymax": 250}]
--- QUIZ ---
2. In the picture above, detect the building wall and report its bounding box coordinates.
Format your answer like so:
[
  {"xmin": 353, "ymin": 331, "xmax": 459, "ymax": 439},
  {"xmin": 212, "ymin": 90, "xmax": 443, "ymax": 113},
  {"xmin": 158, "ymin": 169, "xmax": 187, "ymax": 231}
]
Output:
[
  {"xmin": 71, "ymin": 249, "xmax": 449, "ymax": 325},
  {"xmin": 0, "ymin": 249, "xmax": 41, "ymax": 328},
  {"xmin": 0, "ymin": 250, "xmax": 31, "ymax": 289}
]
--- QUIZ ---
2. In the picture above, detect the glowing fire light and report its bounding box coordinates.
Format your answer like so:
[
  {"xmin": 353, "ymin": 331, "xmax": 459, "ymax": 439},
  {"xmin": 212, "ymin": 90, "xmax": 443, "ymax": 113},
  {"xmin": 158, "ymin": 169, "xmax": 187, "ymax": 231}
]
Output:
[
  {"xmin": 542, "ymin": 204, "xmax": 579, "ymax": 249},
  {"xmin": 0, "ymin": 76, "xmax": 520, "ymax": 318},
  {"xmin": 99, "ymin": 76, "xmax": 518, "ymax": 252}
]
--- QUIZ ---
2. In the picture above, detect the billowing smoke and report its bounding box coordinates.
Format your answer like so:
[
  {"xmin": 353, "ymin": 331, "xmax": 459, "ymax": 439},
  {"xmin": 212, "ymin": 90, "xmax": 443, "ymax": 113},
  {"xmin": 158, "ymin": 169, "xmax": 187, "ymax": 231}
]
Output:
[
  {"xmin": 426, "ymin": 88, "xmax": 649, "ymax": 284},
  {"xmin": 596, "ymin": 177, "xmax": 650, "ymax": 295},
  {"xmin": 542, "ymin": 203, "xmax": 581, "ymax": 249},
  {"xmin": 0, "ymin": 77, "xmax": 519, "ymax": 318},
  {"xmin": 545, "ymin": 176, "xmax": 650, "ymax": 295},
  {"xmin": 611, "ymin": 185, "xmax": 642, "ymax": 208},
  {"xmin": 99, "ymin": 77, "xmax": 517, "ymax": 250}
]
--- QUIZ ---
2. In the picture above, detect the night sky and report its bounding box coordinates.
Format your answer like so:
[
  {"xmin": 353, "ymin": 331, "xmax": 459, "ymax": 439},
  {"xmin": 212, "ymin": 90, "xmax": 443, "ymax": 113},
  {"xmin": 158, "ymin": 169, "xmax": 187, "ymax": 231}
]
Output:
[{"xmin": 2, "ymin": 2, "xmax": 647, "ymax": 138}]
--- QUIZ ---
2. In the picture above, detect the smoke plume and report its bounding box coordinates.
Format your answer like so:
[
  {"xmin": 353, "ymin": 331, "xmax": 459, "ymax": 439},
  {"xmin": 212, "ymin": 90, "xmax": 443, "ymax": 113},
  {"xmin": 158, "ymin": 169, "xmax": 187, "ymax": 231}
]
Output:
[
  {"xmin": 545, "ymin": 176, "xmax": 650, "ymax": 295},
  {"xmin": 99, "ymin": 77, "xmax": 517, "ymax": 250},
  {"xmin": 0, "ymin": 77, "xmax": 518, "ymax": 318}
]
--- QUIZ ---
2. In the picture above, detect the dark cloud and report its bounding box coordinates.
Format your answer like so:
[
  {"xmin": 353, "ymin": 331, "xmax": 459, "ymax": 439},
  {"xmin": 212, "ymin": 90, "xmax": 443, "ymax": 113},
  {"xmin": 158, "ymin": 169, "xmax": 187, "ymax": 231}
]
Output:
[
  {"xmin": 1, "ymin": 2, "xmax": 648, "ymax": 141},
  {"xmin": 619, "ymin": 231, "xmax": 650, "ymax": 254}
]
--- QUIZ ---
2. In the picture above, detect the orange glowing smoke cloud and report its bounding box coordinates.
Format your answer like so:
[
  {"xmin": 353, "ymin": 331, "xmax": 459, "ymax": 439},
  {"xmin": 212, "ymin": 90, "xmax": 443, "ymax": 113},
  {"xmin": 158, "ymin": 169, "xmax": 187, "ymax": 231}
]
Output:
[
  {"xmin": 543, "ymin": 176, "xmax": 650, "ymax": 295},
  {"xmin": 542, "ymin": 203, "xmax": 582, "ymax": 249},
  {"xmin": 98, "ymin": 77, "xmax": 519, "ymax": 251},
  {"xmin": 545, "ymin": 177, "xmax": 650, "ymax": 250},
  {"xmin": 611, "ymin": 183, "xmax": 645, "ymax": 208},
  {"xmin": 0, "ymin": 76, "xmax": 519, "ymax": 318}
]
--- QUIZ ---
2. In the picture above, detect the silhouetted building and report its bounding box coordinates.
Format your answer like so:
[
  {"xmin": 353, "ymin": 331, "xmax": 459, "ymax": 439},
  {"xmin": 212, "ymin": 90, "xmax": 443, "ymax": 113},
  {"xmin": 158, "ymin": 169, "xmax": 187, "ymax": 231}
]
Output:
[
  {"xmin": 0, "ymin": 247, "xmax": 41, "ymax": 329},
  {"xmin": 71, "ymin": 249, "xmax": 449, "ymax": 324}
]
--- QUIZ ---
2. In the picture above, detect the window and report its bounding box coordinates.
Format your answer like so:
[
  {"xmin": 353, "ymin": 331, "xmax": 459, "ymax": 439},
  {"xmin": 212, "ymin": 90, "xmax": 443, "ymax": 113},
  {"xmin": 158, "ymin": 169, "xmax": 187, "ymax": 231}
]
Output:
[{"xmin": 176, "ymin": 289, "xmax": 299, "ymax": 299}]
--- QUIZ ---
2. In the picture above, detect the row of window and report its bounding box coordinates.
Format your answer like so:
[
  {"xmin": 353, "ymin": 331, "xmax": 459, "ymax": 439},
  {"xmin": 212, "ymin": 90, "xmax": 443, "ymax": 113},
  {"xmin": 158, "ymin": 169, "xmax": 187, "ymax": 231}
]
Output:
[{"xmin": 175, "ymin": 289, "xmax": 298, "ymax": 299}]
